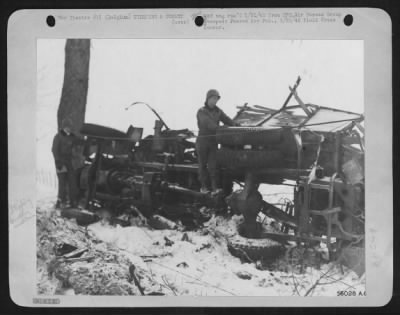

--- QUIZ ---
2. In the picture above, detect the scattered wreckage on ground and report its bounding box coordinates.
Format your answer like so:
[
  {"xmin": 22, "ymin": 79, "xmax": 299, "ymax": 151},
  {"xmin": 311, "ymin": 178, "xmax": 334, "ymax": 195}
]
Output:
[{"xmin": 65, "ymin": 77, "xmax": 365, "ymax": 275}]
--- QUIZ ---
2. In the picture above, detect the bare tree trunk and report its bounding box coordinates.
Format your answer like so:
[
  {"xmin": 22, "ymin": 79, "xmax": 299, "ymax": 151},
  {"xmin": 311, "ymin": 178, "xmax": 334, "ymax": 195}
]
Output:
[{"xmin": 57, "ymin": 39, "xmax": 91, "ymax": 135}]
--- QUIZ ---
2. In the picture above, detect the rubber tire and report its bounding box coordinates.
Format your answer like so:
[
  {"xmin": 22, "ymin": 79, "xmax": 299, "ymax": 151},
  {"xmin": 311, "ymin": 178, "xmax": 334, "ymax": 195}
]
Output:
[
  {"xmin": 216, "ymin": 126, "xmax": 283, "ymax": 146},
  {"xmin": 217, "ymin": 147, "xmax": 283, "ymax": 169},
  {"xmin": 227, "ymin": 234, "xmax": 285, "ymax": 262}
]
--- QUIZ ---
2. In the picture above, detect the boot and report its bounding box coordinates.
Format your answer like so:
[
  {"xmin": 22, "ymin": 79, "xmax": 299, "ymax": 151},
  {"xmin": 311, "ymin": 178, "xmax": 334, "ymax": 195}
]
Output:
[
  {"xmin": 55, "ymin": 199, "xmax": 66, "ymax": 210},
  {"xmin": 55, "ymin": 199, "xmax": 62, "ymax": 209},
  {"xmin": 210, "ymin": 177, "xmax": 222, "ymax": 194}
]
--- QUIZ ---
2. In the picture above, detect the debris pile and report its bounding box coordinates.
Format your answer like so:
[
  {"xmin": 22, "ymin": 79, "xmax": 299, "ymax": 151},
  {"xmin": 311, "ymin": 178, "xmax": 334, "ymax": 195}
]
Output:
[
  {"xmin": 37, "ymin": 194, "xmax": 365, "ymax": 296},
  {"xmin": 37, "ymin": 201, "xmax": 161, "ymax": 295}
]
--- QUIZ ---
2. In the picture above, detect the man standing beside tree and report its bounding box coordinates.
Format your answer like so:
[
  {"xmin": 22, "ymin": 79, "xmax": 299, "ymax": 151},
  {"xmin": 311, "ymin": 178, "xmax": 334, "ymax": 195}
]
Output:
[
  {"xmin": 54, "ymin": 39, "xmax": 90, "ymax": 209},
  {"xmin": 52, "ymin": 118, "xmax": 80, "ymax": 209}
]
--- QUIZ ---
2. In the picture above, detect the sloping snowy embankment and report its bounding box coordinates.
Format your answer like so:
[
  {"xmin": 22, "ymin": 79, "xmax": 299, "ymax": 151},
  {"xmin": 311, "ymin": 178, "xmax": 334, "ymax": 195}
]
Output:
[{"xmin": 36, "ymin": 182, "xmax": 365, "ymax": 296}]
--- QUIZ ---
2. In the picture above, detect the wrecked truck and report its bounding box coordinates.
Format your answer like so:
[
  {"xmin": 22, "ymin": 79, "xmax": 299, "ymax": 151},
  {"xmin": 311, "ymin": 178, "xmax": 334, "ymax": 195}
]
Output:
[{"xmin": 74, "ymin": 77, "xmax": 365, "ymax": 274}]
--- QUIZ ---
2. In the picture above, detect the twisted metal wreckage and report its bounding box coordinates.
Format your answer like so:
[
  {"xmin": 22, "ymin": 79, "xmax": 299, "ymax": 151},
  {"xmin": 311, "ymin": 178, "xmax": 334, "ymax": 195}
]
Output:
[{"xmin": 64, "ymin": 77, "xmax": 365, "ymax": 275}]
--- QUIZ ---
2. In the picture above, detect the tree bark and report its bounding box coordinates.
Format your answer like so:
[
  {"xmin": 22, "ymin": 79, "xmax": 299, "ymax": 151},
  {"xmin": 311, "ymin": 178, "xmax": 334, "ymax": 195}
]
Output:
[{"xmin": 57, "ymin": 39, "xmax": 91, "ymax": 135}]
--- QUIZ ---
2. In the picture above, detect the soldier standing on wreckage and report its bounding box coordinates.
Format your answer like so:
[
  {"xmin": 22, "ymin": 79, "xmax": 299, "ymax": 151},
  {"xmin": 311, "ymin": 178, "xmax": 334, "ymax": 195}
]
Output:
[
  {"xmin": 52, "ymin": 118, "xmax": 84, "ymax": 209},
  {"xmin": 196, "ymin": 89, "xmax": 240, "ymax": 193}
]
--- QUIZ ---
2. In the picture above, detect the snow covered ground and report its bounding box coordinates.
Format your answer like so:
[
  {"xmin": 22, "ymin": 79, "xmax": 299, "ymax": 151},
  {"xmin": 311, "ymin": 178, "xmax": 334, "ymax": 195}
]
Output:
[{"xmin": 36, "ymin": 182, "xmax": 365, "ymax": 297}]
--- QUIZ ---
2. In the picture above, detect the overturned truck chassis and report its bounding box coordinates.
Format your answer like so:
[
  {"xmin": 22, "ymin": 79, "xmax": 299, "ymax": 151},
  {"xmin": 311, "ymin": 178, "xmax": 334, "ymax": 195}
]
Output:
[{"xmin": 77, "ymin": 77, "xmax": 365, "ymax": 274}]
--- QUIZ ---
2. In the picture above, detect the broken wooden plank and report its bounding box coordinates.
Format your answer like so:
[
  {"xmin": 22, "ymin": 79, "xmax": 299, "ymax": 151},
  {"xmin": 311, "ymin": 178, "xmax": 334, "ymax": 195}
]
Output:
[
  {"xmin": 63, "ymin": 248, "xmax": 88, "ymax": 259},
  {"xmin": 288, "ymin": 86, "xmax": 312, "ymax": 117},
  {"xmin": 253, "ymin": 105, "xmax": 277, "ymax": 112},
  {"xmin": 281, "ymin": 76, "xmax": 301, "ymax": 111},
  {"xmin": 355, "ymin": 122, "xmax": 365, "ymax": 134},
  {"xmin": 235, "ymin": 106, "xmax": 272, "ymax": 115},
  {"xmin": 56, "ymin": 255, "xmax": 95, "ymax": 263},
  {"xmin": 129, "ymin": 264, "xmax": 145, "ymax": 296}
]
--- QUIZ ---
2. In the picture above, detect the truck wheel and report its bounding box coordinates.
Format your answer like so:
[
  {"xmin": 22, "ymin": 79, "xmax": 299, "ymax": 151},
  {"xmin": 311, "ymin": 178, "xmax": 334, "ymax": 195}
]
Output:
[
  {"xmin": 216, "ymin": 127, "xmax": 283, "ymax": 146},
  {"xmin": 227, "ymin": 234, "xmax": 285, "ymax": 262}
]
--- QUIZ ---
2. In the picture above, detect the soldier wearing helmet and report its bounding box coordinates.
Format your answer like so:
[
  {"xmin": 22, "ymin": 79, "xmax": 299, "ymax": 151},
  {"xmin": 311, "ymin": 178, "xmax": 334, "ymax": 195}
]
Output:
[{"xmin": 196, "ymin": 89, "xmax": 239, "ymax": 193}]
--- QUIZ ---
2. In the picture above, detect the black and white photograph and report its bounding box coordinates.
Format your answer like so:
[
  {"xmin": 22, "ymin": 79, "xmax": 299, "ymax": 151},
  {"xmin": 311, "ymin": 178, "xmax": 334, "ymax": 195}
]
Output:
[{"xmin": 36, "ymin": 38, "xmax": 366, "ymax": 296}]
